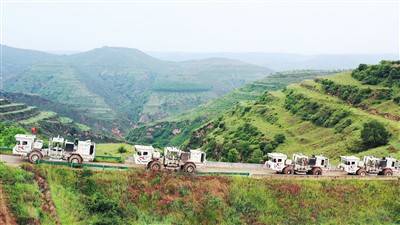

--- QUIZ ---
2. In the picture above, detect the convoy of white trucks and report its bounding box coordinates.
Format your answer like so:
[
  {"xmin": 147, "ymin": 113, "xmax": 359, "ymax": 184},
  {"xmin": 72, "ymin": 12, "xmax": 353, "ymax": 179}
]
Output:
[{"xmin": 10, "ymin": 134, "xmax": 399, "ymax": 176}]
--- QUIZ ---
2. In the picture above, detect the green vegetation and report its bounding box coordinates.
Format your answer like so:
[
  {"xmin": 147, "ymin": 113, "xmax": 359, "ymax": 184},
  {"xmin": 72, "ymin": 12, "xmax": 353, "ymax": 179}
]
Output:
[
  {"xmin": 0, "ymin": 163, "xmax": 54, "ymax": 225},
  {"xmin": 117, "ymin": 146, "xmax": 128, "ymax": 153},
  {"xmin": 0, "ymin": 97, "xmax": 115, "ymax": 142},
  {"xmin": 184, "ymin": 63, "xmax": 400, "ymax": 162},
  {"xmin": 2, "ymin": 164, "xmax": 399, "ymax": 225},
  {"xmin": 361, "ymin": 120, "xmax": 391, "ymax": 149},
  {"xmin": 0, "ymin": 123, "xmax": 25, "ymax": 147},
  {"xmin": 284, "ymin": 90, "xmax": 350, "ymax": 127},
  {"xmin": 96, "ymin": 143, "xmax": 134, "ymax": 159},
  {"xmin": 352, "ymin": 60, "xmax": 400, "ymax": 86},
  {"xmin": 152, "ymin": 81, "xmax": 211, "ymax": 92},
  {"xmin": 3, "ymin": 45, "xmax": 271, "ymax": 130},
  {"xmin": 127, "ymin": 70, "xmax": 334, "ymax": 147}
]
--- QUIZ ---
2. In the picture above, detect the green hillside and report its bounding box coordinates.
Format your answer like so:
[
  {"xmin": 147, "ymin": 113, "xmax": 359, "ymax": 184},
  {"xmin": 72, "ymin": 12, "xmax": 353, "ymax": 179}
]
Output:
[
  {"xmin": 2, "ymin": 45, "xmax": 271, "ymax": 131},
  {"xmin": 0, "ymin": 98, "xmax": 112, "ymax": 143},
  {"xmin": 1, "ymin": 164, "xmax": 399, "ymax": 225},
  {"xmin": 126, "ymin": 70, "xmax": 335, "ymax": 147},
  {"xmin": 184, "ymin": 61, "xmax": 400, "ymax": 163}
]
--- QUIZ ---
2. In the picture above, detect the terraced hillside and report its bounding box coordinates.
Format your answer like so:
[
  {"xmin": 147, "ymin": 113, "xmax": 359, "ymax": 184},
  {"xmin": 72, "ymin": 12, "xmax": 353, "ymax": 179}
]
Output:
[
  {"xmin": 3, "ymin": 45, "xmax": 271, "ymax": 130},
  {"xmin": 185, "ymin": 61, "xmax": 400, "ymax": 163},
  {"xmin": 0, "ymin": 99, "xmax": 40, "ymax": 121},
  {"xmin": 0, "ymin": 98, "xmax": 111, "ymax": 141},
  {"xmin": 126, "ymin": 70, "xmax": 335, "ymax": 147}
]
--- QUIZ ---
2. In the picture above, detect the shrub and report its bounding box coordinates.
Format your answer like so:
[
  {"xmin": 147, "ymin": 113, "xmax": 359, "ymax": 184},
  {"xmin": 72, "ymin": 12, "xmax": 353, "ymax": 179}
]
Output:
[
  {"xmin": 284, "ymin": 91, "xmax": 350, "ymax": 127},
  {"xmin": 117, "ymin": 146, "xmax": 127, "ymax": 153},
  {"xmin": 0, "ymin": 123, "xmax": 26, "ymax": 147},
  {"xmin": 352, "ymin": 61, "xmax": 400, "ymax": 86},
  {"xmin": 393, "ymin": 96, "xmax": 400, "ymax": 105},
  {"xmin": 334, "ymin": 119, "xmax": 352, "ymax": 133},
  {"xmin": 273, "ymin": 134, "xmax": 286, "ymax": 144},
  {"xmin": 361, "ymin": 120, "xmax": 391, "ymax": 148},
  {"xmin": 249, "ymin": 149, "xmax": 263, "ymax": 163},
  {"xmin": 227, "ymin": 148, "xmax": 240, "ymax": 162}
]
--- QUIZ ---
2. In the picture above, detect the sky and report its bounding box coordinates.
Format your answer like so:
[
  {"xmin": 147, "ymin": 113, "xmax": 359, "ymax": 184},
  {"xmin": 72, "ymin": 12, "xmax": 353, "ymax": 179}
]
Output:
[{"xmin": 1, "ymin": 0, "xmax": 399, "ymax": 54}]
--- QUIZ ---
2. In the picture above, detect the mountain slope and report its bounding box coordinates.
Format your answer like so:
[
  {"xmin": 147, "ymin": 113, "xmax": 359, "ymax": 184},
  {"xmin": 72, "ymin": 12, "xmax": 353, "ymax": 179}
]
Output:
[
  {"xmin": 0, "ymin": 97, "xmax": 112, "ymax": 141},
  {"xmin": 183, "ymin": 61, "xmax": 400, "ymax": 163},
  {"xmin": 126, "ymin": 70, "xmax": 335, "ymax": 147},
  {"xmin": 2, "ymin": 45, "xmax": 271, "ymax": 131}
]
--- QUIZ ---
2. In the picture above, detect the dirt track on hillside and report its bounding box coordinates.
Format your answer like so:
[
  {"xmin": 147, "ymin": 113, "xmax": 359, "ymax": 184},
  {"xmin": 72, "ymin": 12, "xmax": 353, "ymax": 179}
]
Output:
[{"xmin": 0, "ymin": 184, "xmax": 17, "ymax": 225}]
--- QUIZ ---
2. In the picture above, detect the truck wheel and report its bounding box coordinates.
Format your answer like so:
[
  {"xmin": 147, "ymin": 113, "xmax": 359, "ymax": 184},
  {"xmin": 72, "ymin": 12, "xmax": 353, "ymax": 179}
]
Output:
[
  {"xmin": 311, "ymin": 167, "xmax": 322, "ymax": 175},
  {"xmin": 149, "ymin": 161, "xmax": 161, "ymax": 171},
  {"xmin": 282, "ymin": 166, "xmax": 294, "ymax": 175},
  {"xmin": 69, "ymin": 155, "xmax": 82, "ymax": 164},
  {"xmin": 28, "ymin": 151, "xmax": 42, "ymax": 163},
  {"xmin": 356, "ymin": 169, "xmax": 366, "ymax": 176},
  {"xmin": 183, "ymin": 163, "xmax": 196, "ymax": 174},
  {"xmin": 382, "ymin": 169, "xmax": 393, "ymax": 176}
]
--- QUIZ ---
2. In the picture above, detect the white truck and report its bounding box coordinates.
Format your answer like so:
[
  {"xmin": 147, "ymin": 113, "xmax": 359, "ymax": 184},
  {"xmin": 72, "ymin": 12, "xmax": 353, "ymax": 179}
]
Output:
[
  {"xmin": 13, "ymin": 134, "xmax": 44, "ymax": 156},
  {"xmin": 140, "ymin": 147, "xmax": 206, "ymax": 173},
  {"xmin": 339, "ymin": 155, "xmax": 398, "ymax": 176},
  {"xmin": 265, "ymin": 153, "xmax": 329, "ymax": 175},
  {"xmin": 133, "ymin": 145, "xmax": 156, "ymax": 165},
  {"xmin": 13, "ymin": 134, "xmax": 96, "ymax": 164}
]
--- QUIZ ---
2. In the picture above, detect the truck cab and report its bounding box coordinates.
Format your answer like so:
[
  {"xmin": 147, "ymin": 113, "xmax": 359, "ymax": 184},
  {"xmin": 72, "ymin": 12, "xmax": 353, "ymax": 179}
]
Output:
[
  {"xmin": 339, "ymin": 156, "xmax": 361, "ymax": 174},
  {"xmin": 265, "ymin": 153, "xmax": 290, "ymax": 172},
  {"xmin": 133, "ymin": 145, "xmax": 159, "ymax": 164},
  {"xmin": 13, "ymin": 134, "xmax": 43, "ymax": 156}
]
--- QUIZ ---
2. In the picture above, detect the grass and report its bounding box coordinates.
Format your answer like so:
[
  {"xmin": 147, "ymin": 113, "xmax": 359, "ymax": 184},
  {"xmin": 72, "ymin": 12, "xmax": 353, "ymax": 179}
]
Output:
[
  {"xmin": 5, "ymin": 165, "xmax": 398, "ymax": 225},
  {"xmin": 0, "ymin": 163, "xmax": 55, "ymax": 225},
  {"xmin": 19, "ymin": 111, "xmax": 57, "ymax": 125},
  {"xmin": 323, "ymin": 72, "xmax": 389, "ymax": 90},
  {"xmin": 95, "ymin": 143, "xmax": 135, "ymax": 159},
  {"xmin": 195, "ymin": 72, "xmax": 400, "ymax": 163}
]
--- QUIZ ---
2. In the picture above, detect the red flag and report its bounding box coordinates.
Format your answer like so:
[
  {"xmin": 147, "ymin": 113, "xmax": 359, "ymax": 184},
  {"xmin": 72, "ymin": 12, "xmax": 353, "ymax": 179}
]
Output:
[{"xmin": 31, "ymin": 127, "xmax": 37, "ymax": 134}]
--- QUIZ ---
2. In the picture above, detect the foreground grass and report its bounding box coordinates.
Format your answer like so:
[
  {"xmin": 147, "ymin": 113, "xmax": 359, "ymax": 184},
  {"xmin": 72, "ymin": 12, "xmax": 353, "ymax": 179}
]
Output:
[
  {"xmin": 24, "ymin": 165, "xmax": 400, "ymax": 225},
  {"xmin": 0, "ymin": 163, "xmax": 54, "ymax": 225}
]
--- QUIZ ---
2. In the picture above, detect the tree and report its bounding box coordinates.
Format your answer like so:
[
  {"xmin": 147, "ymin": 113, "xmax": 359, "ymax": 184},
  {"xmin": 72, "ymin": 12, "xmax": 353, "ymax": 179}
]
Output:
[
  {"xmin": 249, "ymin": 149, "xmax": 263, "ymax": 163},
  {"xmin": 361, "ymin": 120, "xmax": 390, "ymax": 148},
  {"xmin": 0, "ymin": 123, "xmax": 26, "ymax": 147},
  {"xmin": 227, "ymin": 148, "xmax": 240, "ymax": 162}
]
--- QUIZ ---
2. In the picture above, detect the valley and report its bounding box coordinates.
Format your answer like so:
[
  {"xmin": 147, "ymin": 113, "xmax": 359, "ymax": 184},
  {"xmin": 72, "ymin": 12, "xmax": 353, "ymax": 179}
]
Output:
[{"xmin": 2, "ymin": 45, "xmax": 271, "ymax": 132}]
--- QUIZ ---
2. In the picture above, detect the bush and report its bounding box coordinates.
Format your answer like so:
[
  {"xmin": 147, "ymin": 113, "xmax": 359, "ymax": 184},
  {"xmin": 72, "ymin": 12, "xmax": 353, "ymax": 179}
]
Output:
[
  {"xmin": 0, "ymin": 123, "xmax": 26, "ymax": 147},
  {"xmin": 227, "ymin": 148, "xmax": 240, "ymax": 162},
  {"xmin": 249, "ymin": 149, "xmax": 263, "ymax": 163},
  {"xmin": 117, "ymin": 146, "xmax": 127, "ymax": 153},
  {"xmin": 361, "ymin": 120, "xmax": 391, "ymax": 148},
  {"xmin": 273, "ymin": 134, "xmax": 286, "ymax": 144},
  {"xmin": 352, "ymin": 61, "xmax": 400, "ymax": 86},
  {"xmin": 284, "ymin": 91, "xmax": 350, "ymax": 127}
]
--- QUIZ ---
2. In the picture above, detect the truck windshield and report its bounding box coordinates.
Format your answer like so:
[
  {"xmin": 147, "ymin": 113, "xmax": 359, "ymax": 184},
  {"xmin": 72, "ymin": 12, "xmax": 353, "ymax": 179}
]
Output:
[
  {"xmin": 379, "ymin": 160, "xmax": 387, "ymax": 168},
  {"xmin": 308, "ymin": 158, "xmax": 316, "ymax": 166}
]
